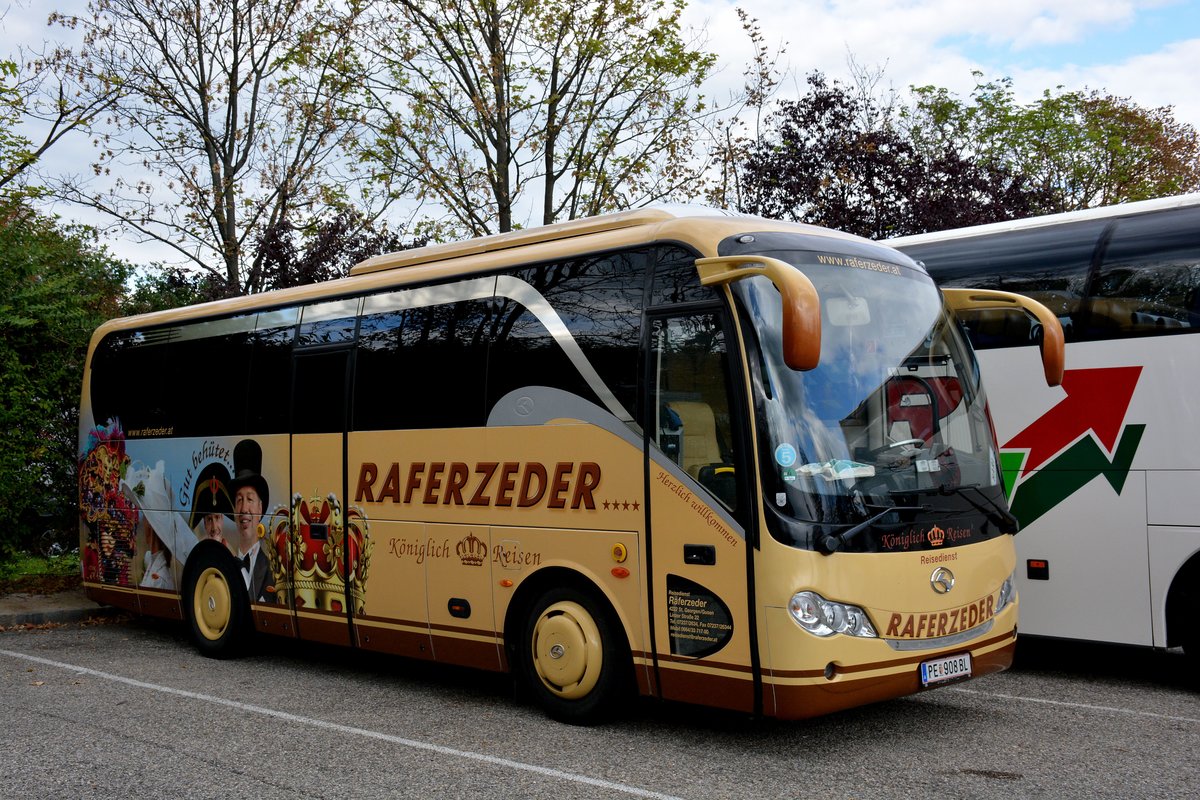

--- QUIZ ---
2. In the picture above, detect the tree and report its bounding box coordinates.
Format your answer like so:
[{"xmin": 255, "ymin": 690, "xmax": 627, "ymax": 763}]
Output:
[
  {"xmin": 45, "ymin": 0, "xmax": 376, "ymax": 294},
  {"xmin": 739, "ymin": 72, "xmax": 1050, "ymax": 238},
  {"xmin": 0, "ymin": 59, "xmax": 33, "ymax": 199},
  {"xmin": 254, "ymin": 211, "xmax": 427, "ymax": 291},
  {"xmin": 905, "ymin": 76, "xmax": 1200, "ymax": 212},
  {"xmin": 0, "ymin": 201, "xmax": 130, "ymax": 556},
  {"xmin": 0, "ymin": 41, "xmax": 124, "ymax": 202},
  {"xmin": 357, "ymin": 0, "xmax": 717, "ymax": 238},
  {"xmin": 703, "ymin": 10, "xmax": 786, "ymax": 211}
]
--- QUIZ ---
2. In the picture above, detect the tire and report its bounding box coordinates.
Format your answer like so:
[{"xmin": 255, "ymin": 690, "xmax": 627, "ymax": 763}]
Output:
[
  {"xmin": 520, "ymin": 586, "xmax": 630, "ymax": 725},
  {"xmin": 185, "ymin": 548, "xmax": 251, "ymax": 658},
  {"xmin": 1181, "ymin": 590, "xmax": 1199, "ymax": 664}
]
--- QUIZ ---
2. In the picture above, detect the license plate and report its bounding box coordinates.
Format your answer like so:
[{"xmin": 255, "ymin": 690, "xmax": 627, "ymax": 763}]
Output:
[{"xmin": 920, "ymin": 653, "xmax": 972, "ymax": 686}]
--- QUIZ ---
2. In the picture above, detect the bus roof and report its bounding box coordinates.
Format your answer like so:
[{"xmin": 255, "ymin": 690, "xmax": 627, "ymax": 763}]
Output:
[
  {"xmin": 888, "ymin": 193, "xmax": 1200, "ymax": 247},
  {"xmin": 349, "ymin": 205, "xmax": 738, "ymax": 275},
  {"xmin": 93, "ymin": 205, "xmax": 866, "ymax": 334}
]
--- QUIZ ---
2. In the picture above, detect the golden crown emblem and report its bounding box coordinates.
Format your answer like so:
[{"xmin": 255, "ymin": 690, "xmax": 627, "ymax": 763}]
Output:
[
  {"xmin": 926, "ymin": 525, "xmax": 946, "ymax": 547},
  {"xmin": 265, "ymin": 492, "xmax": 372, "ymax": 613},
  {"xmin": 456, "ymin": 532, "xmax": 487, "ymax": 567}
]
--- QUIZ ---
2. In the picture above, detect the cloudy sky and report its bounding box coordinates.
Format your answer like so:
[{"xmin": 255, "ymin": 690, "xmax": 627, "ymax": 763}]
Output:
[
  {"xmin": 686, "ymin": 0, "xmax": 1200, "ymax": 127},
  {"xmin": 5, "ymin": 0, "xmax": 1199, "ymax": 262}
]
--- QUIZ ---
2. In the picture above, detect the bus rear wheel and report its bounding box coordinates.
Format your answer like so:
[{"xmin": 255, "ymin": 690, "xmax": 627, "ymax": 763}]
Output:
[
  {"xmin": 520, "ymin": 587, "xmax": 628, "ymax": 724},
  {"xmin": 185, "ymin": 549, "xmax": 250, "ymax": 658}
]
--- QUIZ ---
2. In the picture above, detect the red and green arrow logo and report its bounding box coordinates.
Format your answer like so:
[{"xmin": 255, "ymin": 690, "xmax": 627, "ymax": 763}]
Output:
[{"xmin": 999, "ymin": 366, "xmax": 1144, "ymax": 527}]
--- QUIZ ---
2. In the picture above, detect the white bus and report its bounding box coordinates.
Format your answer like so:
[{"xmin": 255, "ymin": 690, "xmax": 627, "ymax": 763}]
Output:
[{"xmin": 891, "ymin": 195, "xmax": 1200, "ymax": 656}]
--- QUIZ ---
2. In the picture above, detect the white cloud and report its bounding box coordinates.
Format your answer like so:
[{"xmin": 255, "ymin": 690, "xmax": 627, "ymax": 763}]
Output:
[
  {"xmin": 685, "ymin": 0, "xmax": 1200, "ymax": 128},
  {"xmin": 1012, "ymin": 37, "xmax": 1200, "ymax": 123},
  {"xmin": 5, "ymin": 0, "xmax": 1197, "ymax": 262}
]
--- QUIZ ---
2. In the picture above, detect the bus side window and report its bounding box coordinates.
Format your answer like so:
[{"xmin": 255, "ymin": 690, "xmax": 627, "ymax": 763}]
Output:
[
  {"xmin": 168, "ymin": 316, "xmax": 254, "ymax": 437},
  {"xmin": 248, "ymin": 308, "xmax": 299, "ymax": 434},
  {"xmin": 1085, "ymin": 206, "xmax": 1200, "ymax": 339},
  {"xmin": 90, "ymin": 329, "xmax": 171, "ymax": 435},
  {"xmin": 354, "ymin": 298, "xmax": 491, "ymax": 431},
  {"xmin": 651, "ymin": 313, "xmax": 741, "ymax": 512},
  {"xmin": 90, "ymin": 319, "xmax": 255, "ymax": 439},
  {"xmin": 498, "ymin": 250, "xmax": 649, "ymax": 428},
  {"xmin": 906, "ymin": 221, "xmax": 1101, "ymax": 350}
]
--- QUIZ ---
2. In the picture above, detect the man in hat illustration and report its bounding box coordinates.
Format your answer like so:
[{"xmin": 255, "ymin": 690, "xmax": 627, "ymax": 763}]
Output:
[
  {"xmin": 189, "ymin": 461, "xmax": 235, "ymax": 546},
  {"xmin": 231, "ymin": 439, "xmax": 272, "ymax": 602}
]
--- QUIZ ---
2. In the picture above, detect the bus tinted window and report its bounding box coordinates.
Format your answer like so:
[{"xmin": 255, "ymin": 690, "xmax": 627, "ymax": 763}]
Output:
[
  {"xmin": 90, "ymin": 329, "xmax": 173, "ymax": 437},
  {"xmin": 248, "ymin": 308, "xmax": 298, "ymax": 434},
  {"xmin": 354, "ymin": 299, "xmax": 491, "ymax": 430},
  {"xmin": 902, "ymin": 220, "xmax": 1108, "ymax": 349},
  {"xmin": 168, "ymin": 317, "xmax": 254, "ymax": 437},
  {"xmin": 297, "ymin": 298, "xmax": 361, "ymax": 347},
  {"xmin": 91, "ymin": 318, "xmax": 255, "ymax": 438},
  {"xmin": 1085, "ymin": 206, "xmax": 1200, "ymax": 338},
  {"xmin": 649, "ymin": 244, "xmax": 713, "ymax": 306},
  {"xmin": 293, "ymin": 349, "xmax": 350, "ymax": 433},
  {"xmin": 489, "ymin": 290, "xmax": 602, "ymax": 415},
  {"xmin": 509, "ymin": 251, "xmax": 648, "ymax": 424}
]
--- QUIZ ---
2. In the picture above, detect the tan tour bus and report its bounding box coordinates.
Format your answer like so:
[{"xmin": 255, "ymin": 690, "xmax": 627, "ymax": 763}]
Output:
[{"xmin": 77, "ymin": 206, "xmax": 1062, "ymax": 723}]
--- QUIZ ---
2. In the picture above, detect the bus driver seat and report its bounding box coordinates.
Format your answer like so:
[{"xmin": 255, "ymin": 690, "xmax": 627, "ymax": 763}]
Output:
[
  {"xmin": 668, "ymin": 400, "xmax": 722, "ymax": 478},
  {"xmin": 668, "ymin": 400, "xmax": 737, "ymax": 509}
]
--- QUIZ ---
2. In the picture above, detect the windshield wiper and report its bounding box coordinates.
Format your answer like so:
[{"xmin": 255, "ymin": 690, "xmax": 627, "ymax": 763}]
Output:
[
  {"xmin": 819, "ymin": 502, "xmax": 927, "ymax": 554},
  {"xmin": 955, "ymin": 484, "xmax": 1019, "ymax": 533},
  {"xmin": 893, "ymin": 484, "xmax": 1018, "ymax": 534}
]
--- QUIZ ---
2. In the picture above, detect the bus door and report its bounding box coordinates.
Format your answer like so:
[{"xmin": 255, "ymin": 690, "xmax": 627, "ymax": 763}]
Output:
[
  {"xmin": 286, "ymin": 304, "xmax": 360, "ymax": 647},
  {"xmin": 645, "ymin": 310, "xmax": 757, "ymax": 713}
]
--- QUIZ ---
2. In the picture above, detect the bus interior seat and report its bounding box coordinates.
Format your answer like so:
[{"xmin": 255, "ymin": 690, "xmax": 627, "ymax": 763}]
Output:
[
  {"xmin": 888, "ymin": 420, "xmax": 914, "ymax": 443},
  {"xmin": 885, "ymin": 376, "xmax": 964, "ymax": 443},
  {"xmin": 669, "ymin": 400, "xmax": 722, "ymax": 477},
  {"xmin": 666, "ymin": 400, "xmax": 737, "ymax": 510}
]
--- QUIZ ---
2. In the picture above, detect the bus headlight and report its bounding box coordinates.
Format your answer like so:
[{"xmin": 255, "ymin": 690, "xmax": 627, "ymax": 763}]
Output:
[
  {"xmin": 997, "ymin": 573, "xmax": 1016, "ymax": 614},
  {"xmin": 788, "ymin": 591, "xmax": 878, "ymax": 638}
]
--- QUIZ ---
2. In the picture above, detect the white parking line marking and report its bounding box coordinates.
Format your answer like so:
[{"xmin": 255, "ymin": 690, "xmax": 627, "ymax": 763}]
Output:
[
  {"xmin": 948, "ymin": 686, "xmax": 1200, "ymax": 724},
  {"xmin": 2, "ymin": 648, "xmax": 686, "ymax": 800}
]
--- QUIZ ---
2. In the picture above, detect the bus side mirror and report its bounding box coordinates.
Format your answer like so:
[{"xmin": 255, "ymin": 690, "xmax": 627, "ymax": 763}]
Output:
[
  {"xmin": 695, "ymin": 255, "xmax": 821, "ymax": 371},
  {"xmin": 942, "ymin": 288, "xmax": 1065, "ymax": 387}
]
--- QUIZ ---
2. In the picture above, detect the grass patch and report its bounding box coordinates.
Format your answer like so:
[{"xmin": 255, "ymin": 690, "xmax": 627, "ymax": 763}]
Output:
[{"xmin": 0, "ymin": 550, "xmax": 82, "ymax": 595}]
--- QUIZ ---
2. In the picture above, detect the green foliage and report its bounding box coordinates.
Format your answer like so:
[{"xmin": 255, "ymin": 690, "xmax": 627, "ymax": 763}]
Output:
[
  {"xmin": 47, "ymin": 0, "xmax": 372, "ymax": 295},
  {"xmin": 905, "ymin": 75, "xmax": 1200, "ymax": 212},
  {"xmin": 738, "ymin": 72, "xmax": 1052, "ymax": 238},
  {"xmin": 0, "ymin": 202, "xmax": 130, "ymax": 559},
  {"xmin": 122, "ymin": 267, "xmax": 234, "ymax": 316},
  {"xmin": 360, "ymin": 0, "xmax": 717, "ymax": 236},
  {"xmin": 0, "ymin": 550, "xmax": 81, "ymax": 582},
  {"xmin": 0, "ymin": 59, "xmax": 36, "ymax": 200}
]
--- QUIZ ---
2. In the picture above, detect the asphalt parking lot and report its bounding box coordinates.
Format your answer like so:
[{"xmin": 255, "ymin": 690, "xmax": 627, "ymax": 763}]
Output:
[{"xmin": 1, "ymin": 617, "xmax": 1195, "ymax": 799}]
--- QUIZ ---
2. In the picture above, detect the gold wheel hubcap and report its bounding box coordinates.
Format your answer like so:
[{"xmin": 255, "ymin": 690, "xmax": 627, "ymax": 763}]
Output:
[
  {"xmin": 193, "ymin": 567, "xmax": 231, "ymax": 641},
  {"xmin": 531, "ymin": 601, "xmax": 603, "ymax": 700}
]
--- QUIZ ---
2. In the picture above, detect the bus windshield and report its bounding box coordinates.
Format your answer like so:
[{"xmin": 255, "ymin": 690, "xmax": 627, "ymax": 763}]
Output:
[{"xmin": 727, "ymin": 234, "xmax": 1005, "ymax": 553}]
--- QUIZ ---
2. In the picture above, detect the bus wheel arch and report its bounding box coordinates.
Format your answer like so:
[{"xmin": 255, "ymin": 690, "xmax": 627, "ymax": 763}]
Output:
[
  {"xmin": 505, "ymin": 568, "xmax": 633, "ymax": 724},
  {"xmin": 182, "ymin": 541, "xmax": 252, "ymax": 659},
  {"xmin": 1164, "ymin": 550, "xmax": 1200, "ymax": 657}
]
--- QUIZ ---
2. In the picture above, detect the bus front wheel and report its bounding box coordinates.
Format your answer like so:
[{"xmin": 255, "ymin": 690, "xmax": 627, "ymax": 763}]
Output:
[
  {"xmin": 520, "ymin": 587, "xmax": 629, "ymax": 724},
  {"xmin": 185, "ymin": 549, "xmax": 250, "ymax": 658}
]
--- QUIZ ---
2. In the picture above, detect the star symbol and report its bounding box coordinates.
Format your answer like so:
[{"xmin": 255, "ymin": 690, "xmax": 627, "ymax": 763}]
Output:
[{"xmin": 602, "ymin": 500, "xmax": 611, "ymax": 510}]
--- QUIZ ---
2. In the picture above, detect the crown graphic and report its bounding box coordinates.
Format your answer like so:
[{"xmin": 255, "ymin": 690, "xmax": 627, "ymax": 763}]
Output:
[
  {"xmin": 926, "ymin": 525, "xmax": 946, "ymax": 547},
  {"xmin": 456, "ymin": 532, "xmax": 487, "ymax": 567},
  {"xmin": 265, "ymin": 492, "xmax": 372, "ymax": 613}
]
